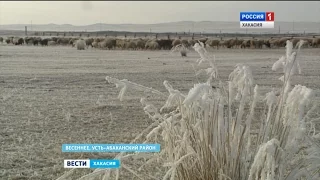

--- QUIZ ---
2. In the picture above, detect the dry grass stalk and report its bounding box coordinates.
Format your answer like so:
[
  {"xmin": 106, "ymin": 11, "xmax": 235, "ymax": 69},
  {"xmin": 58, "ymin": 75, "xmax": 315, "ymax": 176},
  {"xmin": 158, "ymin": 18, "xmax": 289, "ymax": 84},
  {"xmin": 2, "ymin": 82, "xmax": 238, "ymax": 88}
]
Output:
[{"xmin": 60, "ymin": 40, "xmax": 319, "ymax": 180}]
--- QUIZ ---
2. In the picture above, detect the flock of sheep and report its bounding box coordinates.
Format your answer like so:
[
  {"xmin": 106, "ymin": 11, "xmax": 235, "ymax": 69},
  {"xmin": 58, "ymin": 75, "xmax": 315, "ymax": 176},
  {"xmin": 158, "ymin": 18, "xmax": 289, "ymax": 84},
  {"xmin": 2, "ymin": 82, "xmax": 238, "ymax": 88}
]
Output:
[{"xmin": 1, "ymin": 35, "xmax": 320, "ymax": 50}]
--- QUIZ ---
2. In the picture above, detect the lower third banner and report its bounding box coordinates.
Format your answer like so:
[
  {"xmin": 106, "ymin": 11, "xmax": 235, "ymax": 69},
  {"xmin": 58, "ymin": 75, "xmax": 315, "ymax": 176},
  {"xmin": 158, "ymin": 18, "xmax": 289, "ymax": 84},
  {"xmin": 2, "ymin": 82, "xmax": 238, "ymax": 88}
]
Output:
[{"xmin": 64, "ymin": 159, "xmax": 120, "ymax": 169}]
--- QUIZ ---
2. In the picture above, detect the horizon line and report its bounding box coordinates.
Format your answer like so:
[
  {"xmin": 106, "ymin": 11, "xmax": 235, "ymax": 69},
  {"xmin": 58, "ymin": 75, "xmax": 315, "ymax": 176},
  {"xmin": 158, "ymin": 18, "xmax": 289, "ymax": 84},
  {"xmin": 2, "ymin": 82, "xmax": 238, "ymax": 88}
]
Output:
[{"xmin": 1, "ymin": 20, "xmax": 319, "ymax": 26}]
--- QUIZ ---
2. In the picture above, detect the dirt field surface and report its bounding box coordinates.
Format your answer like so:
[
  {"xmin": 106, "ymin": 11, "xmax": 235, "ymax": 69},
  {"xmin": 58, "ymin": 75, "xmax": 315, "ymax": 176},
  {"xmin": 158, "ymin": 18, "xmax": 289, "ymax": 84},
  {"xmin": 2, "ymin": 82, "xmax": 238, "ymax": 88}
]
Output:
[{"xmin": 1, "ymin": 45, "xmax": 320, "ymax": 179}]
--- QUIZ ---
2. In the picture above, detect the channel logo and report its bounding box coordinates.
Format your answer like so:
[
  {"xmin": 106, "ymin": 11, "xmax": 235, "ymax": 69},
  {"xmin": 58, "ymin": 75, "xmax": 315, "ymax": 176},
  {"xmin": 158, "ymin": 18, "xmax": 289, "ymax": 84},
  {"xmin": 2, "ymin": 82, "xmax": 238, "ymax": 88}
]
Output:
[
  {"xmin": 64, "ymin": 159, "xmax": 120, "ymax": 169},
  {"xmin": 240, "ymin": 12, "xmax": 274, "ymax": 29}
]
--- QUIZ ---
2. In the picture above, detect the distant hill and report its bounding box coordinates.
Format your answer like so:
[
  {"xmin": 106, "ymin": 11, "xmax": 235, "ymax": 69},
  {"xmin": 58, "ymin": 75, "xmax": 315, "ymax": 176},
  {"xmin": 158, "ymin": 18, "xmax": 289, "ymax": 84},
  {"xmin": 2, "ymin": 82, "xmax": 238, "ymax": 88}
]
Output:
[{"xmin": 0, "ymin": 21, "xmax": 319, "ymax": 34}]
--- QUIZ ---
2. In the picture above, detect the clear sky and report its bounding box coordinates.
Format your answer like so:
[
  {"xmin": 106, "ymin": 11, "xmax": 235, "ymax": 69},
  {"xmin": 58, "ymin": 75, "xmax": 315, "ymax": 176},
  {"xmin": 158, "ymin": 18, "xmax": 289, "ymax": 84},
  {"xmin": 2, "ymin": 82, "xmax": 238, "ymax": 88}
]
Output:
[{"xmin": 0, "ymin": 1, "xmax": 319, "ymax": 25}]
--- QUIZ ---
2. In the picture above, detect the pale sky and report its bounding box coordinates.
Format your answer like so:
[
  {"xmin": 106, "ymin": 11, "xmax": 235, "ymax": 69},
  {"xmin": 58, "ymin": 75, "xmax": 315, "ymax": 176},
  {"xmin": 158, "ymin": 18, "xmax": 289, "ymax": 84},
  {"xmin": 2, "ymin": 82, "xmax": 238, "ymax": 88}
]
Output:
[{"xmin": 0, "ymin": 1, "xmax": 319, "ymax": 25}]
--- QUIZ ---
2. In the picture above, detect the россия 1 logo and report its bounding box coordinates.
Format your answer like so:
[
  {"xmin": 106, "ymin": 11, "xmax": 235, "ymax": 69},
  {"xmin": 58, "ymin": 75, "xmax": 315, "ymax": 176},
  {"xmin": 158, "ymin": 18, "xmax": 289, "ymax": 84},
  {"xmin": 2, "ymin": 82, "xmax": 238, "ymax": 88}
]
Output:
[{"xmin": 240, "ymin": 12, "xmax": 274, "ymax": 29}]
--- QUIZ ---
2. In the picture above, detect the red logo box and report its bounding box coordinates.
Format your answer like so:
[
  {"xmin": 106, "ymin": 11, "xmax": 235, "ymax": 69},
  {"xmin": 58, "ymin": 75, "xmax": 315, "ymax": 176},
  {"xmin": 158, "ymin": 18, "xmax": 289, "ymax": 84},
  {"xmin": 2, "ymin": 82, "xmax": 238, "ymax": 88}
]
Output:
[{"xmin": 266, "ymin": 12, "xmax": 274, "ymax": 21}]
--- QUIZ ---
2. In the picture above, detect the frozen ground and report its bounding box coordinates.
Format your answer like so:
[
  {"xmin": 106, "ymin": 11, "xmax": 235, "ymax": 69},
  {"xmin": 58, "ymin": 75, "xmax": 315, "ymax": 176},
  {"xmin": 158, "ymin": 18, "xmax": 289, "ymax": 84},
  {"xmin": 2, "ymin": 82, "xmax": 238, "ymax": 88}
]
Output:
[{"xmin": 0, "ymin": 45, "xmax": 320, "ymax": 179}]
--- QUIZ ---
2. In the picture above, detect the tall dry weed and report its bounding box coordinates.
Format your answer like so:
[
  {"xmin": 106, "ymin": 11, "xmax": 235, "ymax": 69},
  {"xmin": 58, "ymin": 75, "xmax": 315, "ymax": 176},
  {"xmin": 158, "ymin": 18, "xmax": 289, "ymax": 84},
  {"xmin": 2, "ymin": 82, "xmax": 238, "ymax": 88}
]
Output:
[{"xmin": 61, "ymin": 40, "xmax": 320, "ymax": 180}]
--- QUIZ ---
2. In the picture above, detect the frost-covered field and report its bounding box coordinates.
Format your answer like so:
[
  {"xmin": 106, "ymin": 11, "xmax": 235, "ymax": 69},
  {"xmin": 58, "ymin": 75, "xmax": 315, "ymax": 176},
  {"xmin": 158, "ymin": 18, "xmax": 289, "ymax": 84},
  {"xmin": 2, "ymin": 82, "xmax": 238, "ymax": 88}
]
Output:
[{"xmin": 1, "ymin": 45, "xmax": 320, "ymax": 179}]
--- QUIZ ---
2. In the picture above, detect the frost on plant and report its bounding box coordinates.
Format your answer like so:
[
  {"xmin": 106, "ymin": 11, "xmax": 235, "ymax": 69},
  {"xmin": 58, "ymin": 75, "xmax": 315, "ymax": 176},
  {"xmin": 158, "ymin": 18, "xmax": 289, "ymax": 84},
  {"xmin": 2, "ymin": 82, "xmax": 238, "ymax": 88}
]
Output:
[
  {"xmin": 248, "ymin": 138, "xmax": 282, "ymax": 180},
  {"xmin": 67, "ymin": 40, "xmax": 320, "ymax": 180},
  {"xmin": 141, "ymin": 98, "xmax": 162, "ymax": 120},
  {"xmin": 182, "ymin": 83, "xmax": 212, "ymax": 106},
  {"xmin": 272, "ymin": 40, "xmax": 303, "ymax": 82},
  {"xmin": 257, "ymin": 40, "xmax": 320, "ymax": 180},
  {"xmin": 160, "ymin": 80, "xmax": 185, "ymax": 113},
  {"xmin": 193, "ymin": 41, "xmax": 207, "ymax": 65},
  {"xmin": 229, "ymin": 64, "xmax": 254, "ymax": 101},
  {"xmin": 105, "ymin": 76, "xmax": 166, "ymax": 101},
  {"xmin": 192, "ymin": 42, "xmax": 218, "ymax": 83}
]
